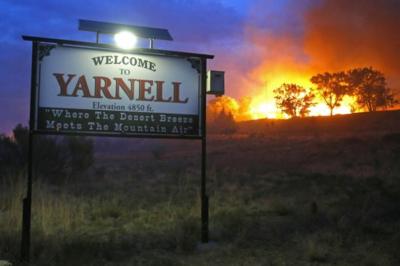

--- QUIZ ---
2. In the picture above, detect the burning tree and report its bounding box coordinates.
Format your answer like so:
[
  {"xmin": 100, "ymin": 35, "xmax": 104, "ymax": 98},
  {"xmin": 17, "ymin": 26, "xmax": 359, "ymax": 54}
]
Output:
[
  {"xmin": 273, "ymin": 83, "xmax": 315, "ymax": 118},
  {"xmin": 207, "ymin": 95, "xmax": 254, "ymax": 121},
  {"xmin": 311, "ymin": 72, "xmax": 348, "ymax": 116},
  {"xmin": 207, "ymin": 96, "xmax": 238, "ymax": 134},
  {"xmin": 347, "ymin": 67, "xmax": 397, "ymax": 111},
  {"xmin": 207, "ymin": 95, "xmax": 239, "ymax": 122}
]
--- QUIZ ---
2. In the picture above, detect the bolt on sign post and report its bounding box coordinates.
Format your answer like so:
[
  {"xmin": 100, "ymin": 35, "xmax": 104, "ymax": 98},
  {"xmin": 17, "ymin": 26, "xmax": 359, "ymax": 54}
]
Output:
[{"xmin": 21, "ymin": 30, "xmax": 214, "ymax": 262}]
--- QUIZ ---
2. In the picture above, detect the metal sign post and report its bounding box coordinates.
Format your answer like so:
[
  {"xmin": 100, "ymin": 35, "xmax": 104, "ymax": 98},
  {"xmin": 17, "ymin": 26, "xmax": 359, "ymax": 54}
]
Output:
[
  {"xmin": 21, "ymin": 41, "xmax": 38, "ymax": 262},
  {"xmin": 200, "ymin": 58, "xmax": 208, "ymax": 243}
]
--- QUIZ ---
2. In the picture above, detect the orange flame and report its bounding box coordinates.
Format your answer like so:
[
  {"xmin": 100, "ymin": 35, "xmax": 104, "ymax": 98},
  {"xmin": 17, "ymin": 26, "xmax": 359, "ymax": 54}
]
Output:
[
  {"xmin": 211, "ymin": 68, "xmax": 360, "ymax": 121},
  {"xmin": 242, "ymin": 63, "xmax": 359, "ymax": 120}
]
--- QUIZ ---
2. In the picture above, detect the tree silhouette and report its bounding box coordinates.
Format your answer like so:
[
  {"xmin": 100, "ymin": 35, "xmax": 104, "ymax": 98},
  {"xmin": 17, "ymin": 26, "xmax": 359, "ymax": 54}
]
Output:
[
  {"xmin": 273, "ymin": 83, "xmax": 315, "ymax": 118},
  {"xmin": 347, "ymin": 67, "xmax": 397, "ymax": 111},
  {"xmin": 311, "ymin": 72, "xmax": 348, "ymax": 116}
]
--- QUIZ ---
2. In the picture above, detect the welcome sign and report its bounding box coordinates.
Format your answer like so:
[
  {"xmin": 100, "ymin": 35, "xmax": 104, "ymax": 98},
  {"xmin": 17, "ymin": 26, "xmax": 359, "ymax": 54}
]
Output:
[{"xmin": 34, "ymin": 44, "xmax": 203, "ymax": 137}]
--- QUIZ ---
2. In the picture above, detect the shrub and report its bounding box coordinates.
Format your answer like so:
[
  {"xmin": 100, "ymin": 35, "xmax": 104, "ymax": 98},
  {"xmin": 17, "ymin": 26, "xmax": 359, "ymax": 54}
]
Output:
[{"xmin": 0, "ymin": 124, "xmax": 94, "ymax": 183}]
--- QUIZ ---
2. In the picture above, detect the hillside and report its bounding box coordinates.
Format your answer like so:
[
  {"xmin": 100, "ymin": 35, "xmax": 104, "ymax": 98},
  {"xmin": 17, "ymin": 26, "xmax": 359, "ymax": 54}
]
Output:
[
  {"xmin": 2, "ymin": 110, "xmax": 400, "ymax": 265},
  {"xmin": 237, "ymin": 110, "xmax": 400, "ymax": 137}
]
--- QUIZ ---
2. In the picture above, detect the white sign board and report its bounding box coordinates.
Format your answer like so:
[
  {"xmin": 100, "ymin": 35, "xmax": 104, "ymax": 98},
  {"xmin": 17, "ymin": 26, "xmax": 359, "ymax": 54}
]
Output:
[{"xmin": 35, "ymin": 44, "xmax": 203, "ymax": 137}]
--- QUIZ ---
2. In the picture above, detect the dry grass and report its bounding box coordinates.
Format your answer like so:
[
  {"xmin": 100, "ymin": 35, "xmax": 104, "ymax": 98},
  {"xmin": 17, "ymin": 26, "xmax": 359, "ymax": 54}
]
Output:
[{"xmin": 1, "ymin": 112, "xmax": 400, "ymax": 265}]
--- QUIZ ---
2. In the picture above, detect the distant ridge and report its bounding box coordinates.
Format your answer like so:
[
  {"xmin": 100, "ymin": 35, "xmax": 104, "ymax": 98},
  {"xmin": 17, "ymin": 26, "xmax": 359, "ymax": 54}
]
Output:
[{"xmin": 237, "ymin": 110, "xmax": 400, "ymax": 137}]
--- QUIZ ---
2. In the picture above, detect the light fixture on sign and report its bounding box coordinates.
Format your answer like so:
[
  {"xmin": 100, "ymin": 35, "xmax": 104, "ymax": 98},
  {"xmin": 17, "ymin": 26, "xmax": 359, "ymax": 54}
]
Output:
[
  {"xmin": 78, "ymin": 19, "xmax": 173, "ymax": 49},
  {"xmin": 114, "ymin": 31, "xmax": 137, "ymax": 49}
]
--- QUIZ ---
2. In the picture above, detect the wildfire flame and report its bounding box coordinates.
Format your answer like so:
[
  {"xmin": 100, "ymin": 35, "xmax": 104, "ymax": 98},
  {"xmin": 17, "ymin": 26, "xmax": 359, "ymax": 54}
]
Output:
[
  {"xmin": 248, "ymin": 90, "xmax": 358, "ymax": 120},
  {"xmin": 243, "ymin": 70, "xmax": 358, "ymax": 121},
  {"xmin": 209, "ymin": 69, "xmax": 360, "ymax": 122},
  {"xmin": 233, "ymin": 41, "xmax": 360, "ymax": 120},
  {"xmin": 212, "ymin": 0, "xmax": 400, "ymax": 122}
]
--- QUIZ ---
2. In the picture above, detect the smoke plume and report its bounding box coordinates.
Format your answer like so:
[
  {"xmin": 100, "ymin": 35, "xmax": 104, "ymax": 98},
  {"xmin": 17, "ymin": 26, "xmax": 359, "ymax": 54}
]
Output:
[
  {"xmin": 221, "ymin": 0, "xmax": 400, "ymax": 119},
  {"xmin": 305, "ymin": 0, "xmax": 400, "ymax": 90}
]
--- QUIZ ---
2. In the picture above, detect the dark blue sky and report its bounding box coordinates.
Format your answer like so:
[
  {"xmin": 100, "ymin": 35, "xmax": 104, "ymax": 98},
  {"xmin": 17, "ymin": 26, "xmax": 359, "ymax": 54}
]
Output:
[{"xmin": 1, "ymin": 0, "xmax": 399, "ymax": 133}]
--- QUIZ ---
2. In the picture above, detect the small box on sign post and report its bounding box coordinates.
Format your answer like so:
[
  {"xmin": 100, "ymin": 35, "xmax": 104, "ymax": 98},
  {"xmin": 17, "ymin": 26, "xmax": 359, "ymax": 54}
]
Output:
[{"xmin": 207, "ymin": 70, "xmax": 224, "ymax": 96}]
